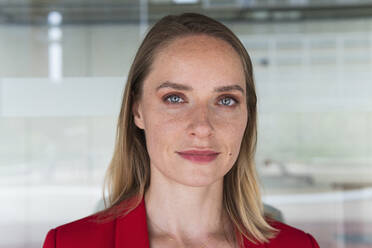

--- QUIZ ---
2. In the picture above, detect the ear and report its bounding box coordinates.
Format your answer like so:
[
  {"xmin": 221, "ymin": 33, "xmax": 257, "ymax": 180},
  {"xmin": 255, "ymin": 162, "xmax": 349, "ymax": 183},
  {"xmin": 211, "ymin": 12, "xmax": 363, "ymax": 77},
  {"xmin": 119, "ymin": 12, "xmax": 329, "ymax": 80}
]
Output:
[{"xmin": 132, "ymin": 101, "xmax": 145, "ymax": 130}]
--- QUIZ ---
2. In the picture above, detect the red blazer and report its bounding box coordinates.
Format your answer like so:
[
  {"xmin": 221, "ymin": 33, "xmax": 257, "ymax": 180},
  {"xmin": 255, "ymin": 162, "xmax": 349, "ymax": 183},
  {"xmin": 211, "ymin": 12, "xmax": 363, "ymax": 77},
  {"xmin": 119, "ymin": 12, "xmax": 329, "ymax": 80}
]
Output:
[{"xmin": 43, "ymin": 196, "xmax": 320, "ymax": 248}]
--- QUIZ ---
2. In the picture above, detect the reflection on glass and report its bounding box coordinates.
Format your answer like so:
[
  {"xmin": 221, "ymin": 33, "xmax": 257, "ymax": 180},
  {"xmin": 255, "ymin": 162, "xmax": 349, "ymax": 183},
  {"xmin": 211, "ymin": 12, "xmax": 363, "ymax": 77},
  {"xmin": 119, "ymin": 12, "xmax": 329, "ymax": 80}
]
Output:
[{"xmin": 48, "ymin": 12, "xmax": 63, "ymax": 82}]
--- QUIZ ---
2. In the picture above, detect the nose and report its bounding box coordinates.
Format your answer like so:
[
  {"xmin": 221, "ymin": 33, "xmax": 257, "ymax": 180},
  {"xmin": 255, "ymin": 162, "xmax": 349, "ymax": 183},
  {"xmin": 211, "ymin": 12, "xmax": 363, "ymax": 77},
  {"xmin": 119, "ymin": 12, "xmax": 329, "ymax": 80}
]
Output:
[{"xmin": 187, "ymin": 105, "xmax": 214, "ymax": 138}]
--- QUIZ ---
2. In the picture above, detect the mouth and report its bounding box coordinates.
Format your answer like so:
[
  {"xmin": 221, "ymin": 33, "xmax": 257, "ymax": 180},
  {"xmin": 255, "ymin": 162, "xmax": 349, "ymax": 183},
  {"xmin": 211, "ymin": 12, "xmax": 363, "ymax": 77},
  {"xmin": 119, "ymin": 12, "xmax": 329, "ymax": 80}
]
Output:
[{"xmin": 176, "ymin": 150, "xmax": 220, "ymax": 163}]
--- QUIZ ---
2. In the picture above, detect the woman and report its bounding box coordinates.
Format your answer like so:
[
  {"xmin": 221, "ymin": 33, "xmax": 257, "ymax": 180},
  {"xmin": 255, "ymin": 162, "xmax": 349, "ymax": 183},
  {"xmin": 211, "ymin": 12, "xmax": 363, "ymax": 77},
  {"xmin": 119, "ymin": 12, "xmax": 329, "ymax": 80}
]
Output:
[{"xmin": 43, "ymin": 13, "xmax": 320, "ymax": 248}]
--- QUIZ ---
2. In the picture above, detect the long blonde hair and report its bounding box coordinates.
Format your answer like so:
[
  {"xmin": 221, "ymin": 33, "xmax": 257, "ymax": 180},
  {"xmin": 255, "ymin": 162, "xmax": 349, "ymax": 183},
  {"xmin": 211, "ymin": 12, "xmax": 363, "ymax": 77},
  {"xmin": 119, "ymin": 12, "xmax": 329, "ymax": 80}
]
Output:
[{"xmin": 102, "ymin": 13, "xmax": 279, "ymax": 245}]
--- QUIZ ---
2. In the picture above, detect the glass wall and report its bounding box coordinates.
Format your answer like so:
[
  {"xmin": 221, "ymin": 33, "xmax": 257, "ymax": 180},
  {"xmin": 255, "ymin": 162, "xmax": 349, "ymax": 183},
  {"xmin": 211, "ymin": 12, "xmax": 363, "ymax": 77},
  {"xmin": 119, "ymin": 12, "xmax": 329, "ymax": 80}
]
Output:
[{"xmin": 1, "ymin": 1, "xmax": 371, "ymax": 247}]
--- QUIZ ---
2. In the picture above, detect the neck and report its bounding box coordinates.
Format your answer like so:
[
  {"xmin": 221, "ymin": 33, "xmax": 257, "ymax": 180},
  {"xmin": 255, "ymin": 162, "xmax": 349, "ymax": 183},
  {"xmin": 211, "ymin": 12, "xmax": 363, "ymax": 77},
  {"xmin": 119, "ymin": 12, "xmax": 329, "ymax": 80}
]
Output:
[{"xmin": 144, "ymin": 169, "xmax": 235, "ymax": 245}]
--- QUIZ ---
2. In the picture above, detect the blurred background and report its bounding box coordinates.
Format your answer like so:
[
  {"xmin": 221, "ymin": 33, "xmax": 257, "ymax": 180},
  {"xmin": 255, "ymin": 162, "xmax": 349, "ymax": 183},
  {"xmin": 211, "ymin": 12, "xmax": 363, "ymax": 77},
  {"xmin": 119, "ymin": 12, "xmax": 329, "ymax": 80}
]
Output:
[{"xmin": 0, "ymin": 0, "xmax": 372, "ymax": 247}]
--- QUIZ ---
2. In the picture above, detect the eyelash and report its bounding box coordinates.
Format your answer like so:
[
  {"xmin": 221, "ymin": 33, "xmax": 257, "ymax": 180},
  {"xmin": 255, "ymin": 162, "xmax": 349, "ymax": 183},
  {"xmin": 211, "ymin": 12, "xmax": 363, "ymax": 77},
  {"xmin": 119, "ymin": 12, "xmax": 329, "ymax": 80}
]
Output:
[{"xmin": 162, "ymin": 93, "xmax": 239, "ymax": 107}]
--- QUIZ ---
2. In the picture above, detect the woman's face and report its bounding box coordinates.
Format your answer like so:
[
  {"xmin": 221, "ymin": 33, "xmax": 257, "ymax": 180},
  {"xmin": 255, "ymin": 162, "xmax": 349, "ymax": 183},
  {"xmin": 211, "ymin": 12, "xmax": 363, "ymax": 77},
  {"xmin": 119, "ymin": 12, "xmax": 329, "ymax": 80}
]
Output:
[{"xmin": 133, "ymin": 34, "xmax": 247, "ymax": 187}]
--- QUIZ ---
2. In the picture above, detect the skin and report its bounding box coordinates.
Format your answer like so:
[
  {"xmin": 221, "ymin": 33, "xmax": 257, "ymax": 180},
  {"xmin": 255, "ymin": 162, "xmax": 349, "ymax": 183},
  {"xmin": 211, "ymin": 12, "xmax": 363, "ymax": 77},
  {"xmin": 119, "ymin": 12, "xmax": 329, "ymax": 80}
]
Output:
[{"xmin": 133, "ymin": 34, "xmax": 247, "ymax": 248}]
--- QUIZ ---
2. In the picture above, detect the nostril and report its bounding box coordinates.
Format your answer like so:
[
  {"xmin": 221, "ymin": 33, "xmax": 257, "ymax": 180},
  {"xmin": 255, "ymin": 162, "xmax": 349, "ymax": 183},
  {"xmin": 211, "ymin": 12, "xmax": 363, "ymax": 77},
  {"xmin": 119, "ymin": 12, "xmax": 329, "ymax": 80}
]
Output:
[{"xmin": 189, "ymin": 125, "xmax": 213, "ymax": 138}]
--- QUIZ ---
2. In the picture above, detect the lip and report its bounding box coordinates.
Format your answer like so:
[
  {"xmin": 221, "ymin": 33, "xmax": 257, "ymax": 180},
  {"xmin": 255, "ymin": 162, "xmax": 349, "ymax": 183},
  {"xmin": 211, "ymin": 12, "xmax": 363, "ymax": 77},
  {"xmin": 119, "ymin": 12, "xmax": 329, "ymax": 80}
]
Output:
[{"xmin": 176, "ymin": 150, "xmax": 220, "ymax": 163}]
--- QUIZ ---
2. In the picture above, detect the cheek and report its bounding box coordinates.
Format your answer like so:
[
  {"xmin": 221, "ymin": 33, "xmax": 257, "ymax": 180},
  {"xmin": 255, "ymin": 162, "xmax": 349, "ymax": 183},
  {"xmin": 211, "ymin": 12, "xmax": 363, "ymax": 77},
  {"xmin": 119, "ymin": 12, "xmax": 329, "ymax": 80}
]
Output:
[
  {"xmin": 145, "ymin": 107, "xmax": 186, "ymax": 133},
  {"xmin": 216, "ymin": 110, "xmax": 247, "ymax": 155},
  {"xmin": 142, "ymin": 109, "xmax": 184, "ymax": 153},
  {"xmin": 213, "ymin": 107, "xmax": 247, "ymax": 133}
]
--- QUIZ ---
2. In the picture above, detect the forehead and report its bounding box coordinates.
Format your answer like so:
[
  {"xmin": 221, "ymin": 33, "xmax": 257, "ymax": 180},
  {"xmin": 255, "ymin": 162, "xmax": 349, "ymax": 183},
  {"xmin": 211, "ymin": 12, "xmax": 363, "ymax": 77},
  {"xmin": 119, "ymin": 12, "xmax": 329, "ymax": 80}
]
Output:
[
  {"xmin": 145, "ymin": 34, "xmax": 245, "ymax": 91},
  {"xmin": 162, "ymin": 34, "xmax": 236, "ymax": 54}
]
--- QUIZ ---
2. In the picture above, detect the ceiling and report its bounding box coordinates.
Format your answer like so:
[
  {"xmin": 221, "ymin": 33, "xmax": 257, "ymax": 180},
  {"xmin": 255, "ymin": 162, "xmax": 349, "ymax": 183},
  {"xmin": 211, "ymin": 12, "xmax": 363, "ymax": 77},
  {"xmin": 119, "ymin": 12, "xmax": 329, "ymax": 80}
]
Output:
[{"xmin": 1, "ymin": 0, "xmax": 372, "ymax": 25}]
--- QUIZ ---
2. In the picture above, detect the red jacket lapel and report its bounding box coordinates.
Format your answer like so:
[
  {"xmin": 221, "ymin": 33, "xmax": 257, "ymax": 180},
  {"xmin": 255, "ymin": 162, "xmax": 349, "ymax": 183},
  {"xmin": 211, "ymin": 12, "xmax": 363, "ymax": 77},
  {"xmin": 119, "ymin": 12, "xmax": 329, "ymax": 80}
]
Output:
[{"xmin": 115, "ymin": 196, "xmax": 150, "ymax": 248}]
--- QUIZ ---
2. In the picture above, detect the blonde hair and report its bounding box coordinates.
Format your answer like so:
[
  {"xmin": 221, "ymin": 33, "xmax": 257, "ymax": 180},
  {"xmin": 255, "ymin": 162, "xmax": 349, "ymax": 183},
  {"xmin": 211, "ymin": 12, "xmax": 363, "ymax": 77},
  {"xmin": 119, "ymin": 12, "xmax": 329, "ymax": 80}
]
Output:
[{"xmin": 102, "ymin": 13, "xmax": 279, "ymax": 246}]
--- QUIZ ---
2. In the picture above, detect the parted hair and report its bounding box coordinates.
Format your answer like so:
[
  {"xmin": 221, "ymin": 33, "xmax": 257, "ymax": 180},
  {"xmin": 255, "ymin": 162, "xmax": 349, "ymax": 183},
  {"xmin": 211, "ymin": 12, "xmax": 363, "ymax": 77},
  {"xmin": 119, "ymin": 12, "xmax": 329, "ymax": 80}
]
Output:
[{"xmin": 102, "ymin": 12, "xmax": 279, "ymax": 246}]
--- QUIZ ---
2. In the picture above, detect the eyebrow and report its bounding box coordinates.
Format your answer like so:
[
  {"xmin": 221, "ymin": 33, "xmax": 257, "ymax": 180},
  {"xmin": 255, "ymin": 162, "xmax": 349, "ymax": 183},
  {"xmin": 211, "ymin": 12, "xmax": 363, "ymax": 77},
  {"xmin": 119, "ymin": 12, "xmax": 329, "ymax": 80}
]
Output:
[{"xmin": 156, "ymin": 81, "xmax": 245, "ymax": 94}]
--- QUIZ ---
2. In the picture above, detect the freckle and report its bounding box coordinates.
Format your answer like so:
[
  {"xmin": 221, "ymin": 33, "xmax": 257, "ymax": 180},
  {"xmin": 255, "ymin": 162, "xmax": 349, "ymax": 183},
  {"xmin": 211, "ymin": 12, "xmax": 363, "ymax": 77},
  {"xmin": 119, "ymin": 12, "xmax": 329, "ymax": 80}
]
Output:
[{"xmin": 229, "ymin": 153, "xmax": 232, "ymax": 156}]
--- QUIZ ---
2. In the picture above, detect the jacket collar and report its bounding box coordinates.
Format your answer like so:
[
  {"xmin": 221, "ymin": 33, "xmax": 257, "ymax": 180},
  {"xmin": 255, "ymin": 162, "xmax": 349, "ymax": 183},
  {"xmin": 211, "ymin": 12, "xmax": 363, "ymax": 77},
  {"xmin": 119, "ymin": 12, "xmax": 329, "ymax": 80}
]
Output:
[
  {"xmin": 115, "ymin": 196, "xmax": 150, "ymax": 248},
  {"xmin": 114, "ymin": 195, "xmax": 265, "ymax": 248}
]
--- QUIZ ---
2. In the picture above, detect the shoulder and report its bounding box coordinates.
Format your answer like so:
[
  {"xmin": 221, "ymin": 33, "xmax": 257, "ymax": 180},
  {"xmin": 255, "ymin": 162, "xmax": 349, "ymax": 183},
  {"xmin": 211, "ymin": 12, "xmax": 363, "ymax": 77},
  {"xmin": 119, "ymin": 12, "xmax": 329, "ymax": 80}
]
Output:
[
  {"xmin": 42, "ymin": 196, "xmax": 145, "ymax": 248},
  {"xmin": 266, "ymin": 220, "xmax": 319, "ymax": 248},
  {"xmin": 59, "ymin": 212, "xmax": 115, "ymax": 235},
  {"xmin": 43, "ymin": 212, "xmax": 116, "ymax": 248}
]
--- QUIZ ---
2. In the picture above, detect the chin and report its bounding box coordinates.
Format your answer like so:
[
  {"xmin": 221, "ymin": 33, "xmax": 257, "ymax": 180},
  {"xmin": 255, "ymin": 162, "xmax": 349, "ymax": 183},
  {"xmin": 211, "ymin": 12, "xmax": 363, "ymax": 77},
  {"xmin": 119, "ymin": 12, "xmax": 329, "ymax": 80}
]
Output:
[{"xmin": 174, "ymin": 175, "xmax": 223, "ymax": 188}]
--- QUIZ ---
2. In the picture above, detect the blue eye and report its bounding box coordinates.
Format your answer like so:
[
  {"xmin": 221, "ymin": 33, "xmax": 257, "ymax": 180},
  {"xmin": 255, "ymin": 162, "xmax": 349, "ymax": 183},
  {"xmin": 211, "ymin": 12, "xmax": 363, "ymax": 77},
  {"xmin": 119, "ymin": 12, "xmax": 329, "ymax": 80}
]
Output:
[
  {"xmin": 164, "ymin": 94, "xmax": 184, "ymax": 104},
  {"xmin": 218, "ymin": 96, "xmax": 237, "ymax": 106}
]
